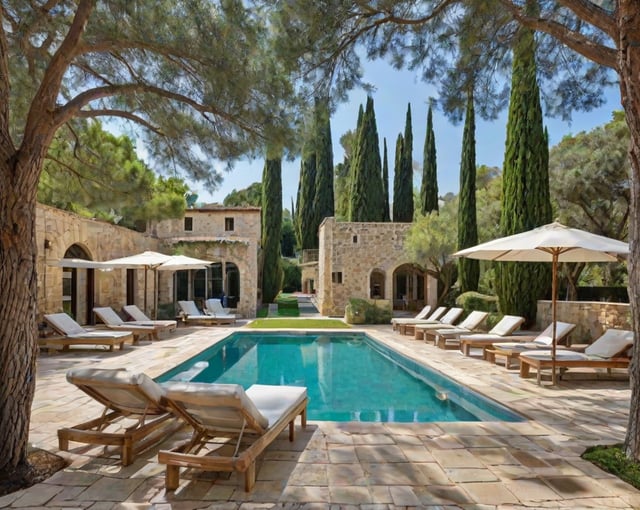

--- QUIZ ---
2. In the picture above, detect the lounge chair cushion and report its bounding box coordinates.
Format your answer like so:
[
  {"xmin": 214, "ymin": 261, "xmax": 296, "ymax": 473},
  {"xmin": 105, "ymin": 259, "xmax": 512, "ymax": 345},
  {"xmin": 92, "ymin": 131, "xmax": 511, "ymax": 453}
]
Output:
[
  {"xmin": 94, "ymin": 307, "xmax": 126, "ymax": 326},
  {"xmin": 494, "ymin": 322, "xmax": 576, "ymax": 350},
  {"xmin": 490, "ymin": 315, "xmax": 525, "ymax": 336},
  {"xmin": 456, "ymin": 311, "xmax": 489, "ymax": 330},
  {"xmin": 66, "ymin": 368, "xmax": 166, "ymax": 411},
  {"xmin": 245, "ymin": 384, "xmax": 308, "ymax": 427},
  {"xmin": 178, "ymin": 300, "xmax": 202, "ymax": 316},
  {"xmin": 162, "ymin": 382, "xmax": 270, "ymax": 430},
  {"xmin": 585, "ymin": 329, "xmax": 634, "ymax": 358},
  {"xmin": 46, "ymin": 313, "xmax": 87, "ymax": 336}
]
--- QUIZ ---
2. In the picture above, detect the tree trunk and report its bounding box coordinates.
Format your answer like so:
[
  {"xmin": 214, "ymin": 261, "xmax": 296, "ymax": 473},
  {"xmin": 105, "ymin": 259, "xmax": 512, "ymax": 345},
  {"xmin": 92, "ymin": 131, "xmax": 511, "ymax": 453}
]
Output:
[
  {"xmin": 0, "ymin": 152, "xmax": 40, "ymax": 485},
  {"xmin": 620, "ymin": 0, "xmax": 640, "ymax": 461}
]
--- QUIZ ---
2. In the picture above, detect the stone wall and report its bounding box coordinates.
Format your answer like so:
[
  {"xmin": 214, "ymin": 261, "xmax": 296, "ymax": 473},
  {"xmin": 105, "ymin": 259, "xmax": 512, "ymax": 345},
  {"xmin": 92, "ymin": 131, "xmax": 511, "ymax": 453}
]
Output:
[
  {"xmin": 37, "ymin": 204, "xmax": 159, "ymax": 323},
  {"xmin": 316, "ymin": 218, "xmax": 438, "ymax": 317},
  {"xmin": 536, "ymin": 300, "xmax": 631, "ymax": 343},
  {"xmin": 38, "ymin": 204, "xmax": 262, "ymax": 323}
]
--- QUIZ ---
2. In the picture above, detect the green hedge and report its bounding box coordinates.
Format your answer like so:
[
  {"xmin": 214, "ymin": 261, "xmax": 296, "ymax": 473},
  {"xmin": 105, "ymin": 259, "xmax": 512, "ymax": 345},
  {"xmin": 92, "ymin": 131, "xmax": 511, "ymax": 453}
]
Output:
[
  {"xmin": 345, "ymin": 298, "xmax": 392, "ymax": 324},
  {"xmin": 276, "ymin": 293, "xmax": 299, "ymax": 317}
]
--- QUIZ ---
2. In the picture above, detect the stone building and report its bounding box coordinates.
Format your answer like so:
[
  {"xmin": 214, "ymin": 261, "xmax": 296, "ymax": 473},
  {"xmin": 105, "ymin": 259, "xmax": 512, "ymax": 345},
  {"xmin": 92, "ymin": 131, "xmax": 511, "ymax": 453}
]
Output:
[
  {"xmin": 314, "ymin": 217, "xmax": 438, "ymax": 317},
  {"xmin": 37, "ymin": 204, "xmax": 261, "ymax": 324}
]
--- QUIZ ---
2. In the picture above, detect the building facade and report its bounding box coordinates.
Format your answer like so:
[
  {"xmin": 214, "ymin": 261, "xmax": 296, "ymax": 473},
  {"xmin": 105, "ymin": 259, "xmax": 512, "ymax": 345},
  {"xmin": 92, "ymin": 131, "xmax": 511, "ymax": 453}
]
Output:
[
  {"xmin": 315, "ymin": 218, "xmax": 438, "ymax": 317},
  {"xmin": 37, "ymin": 204, "xmax": 261, "ymax": 324}
]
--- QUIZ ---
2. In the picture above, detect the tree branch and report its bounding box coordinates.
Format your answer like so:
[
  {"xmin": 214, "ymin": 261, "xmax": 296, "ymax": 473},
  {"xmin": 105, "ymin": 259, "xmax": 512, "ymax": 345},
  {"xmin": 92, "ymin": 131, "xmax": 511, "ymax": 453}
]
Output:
[
  {"xmin": 75, "ymin": 109, "xmax": 163, "ymax": 136},
  {"xmin": 558, "ymin": 0, "xmax": 617, "ymax": 38},
  {"xmin": 498, "ymin": 0, "xmax": 617, "ymax": 68}
]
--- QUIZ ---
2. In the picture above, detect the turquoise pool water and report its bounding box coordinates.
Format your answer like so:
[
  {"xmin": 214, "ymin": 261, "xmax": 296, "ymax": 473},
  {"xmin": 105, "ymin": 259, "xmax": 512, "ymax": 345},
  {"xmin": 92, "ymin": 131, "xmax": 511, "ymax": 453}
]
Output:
[{"xmin": 156, "ymin": 332, "xmax": 523, "ymax": 423}]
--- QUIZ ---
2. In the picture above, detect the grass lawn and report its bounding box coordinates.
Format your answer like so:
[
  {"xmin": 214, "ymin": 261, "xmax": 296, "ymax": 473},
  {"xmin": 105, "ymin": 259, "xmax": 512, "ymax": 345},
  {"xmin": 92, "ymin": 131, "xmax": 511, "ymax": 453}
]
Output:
[{"xmin": 247, "ymin": 318, "xmax": 351, "ymax": 329}]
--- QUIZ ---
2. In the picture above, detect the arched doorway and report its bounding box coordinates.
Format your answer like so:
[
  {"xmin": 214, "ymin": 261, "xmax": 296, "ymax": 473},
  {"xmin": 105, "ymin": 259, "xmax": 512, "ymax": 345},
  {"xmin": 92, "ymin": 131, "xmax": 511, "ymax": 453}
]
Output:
[
  {"xmin": 61, "ymin": 244, "xmax": 95, "ymax": 324},
  {"xmin": 392, "ymin": 263, "xmax": 426, "ymax": 311},
  {"xmin": 369, "ymin": 269, "xmax": 385, "ymax": 299}
]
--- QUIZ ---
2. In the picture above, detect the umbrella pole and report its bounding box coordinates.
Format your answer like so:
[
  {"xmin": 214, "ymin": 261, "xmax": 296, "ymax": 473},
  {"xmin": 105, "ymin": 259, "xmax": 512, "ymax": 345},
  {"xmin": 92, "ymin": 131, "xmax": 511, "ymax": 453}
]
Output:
[
  {"xmin": 551, "ymin": 253, "xmax": 558, "ymax": 386},
  {"xmin": 143, "ymin": 267, "xmax": 148, "ymax": 315}
]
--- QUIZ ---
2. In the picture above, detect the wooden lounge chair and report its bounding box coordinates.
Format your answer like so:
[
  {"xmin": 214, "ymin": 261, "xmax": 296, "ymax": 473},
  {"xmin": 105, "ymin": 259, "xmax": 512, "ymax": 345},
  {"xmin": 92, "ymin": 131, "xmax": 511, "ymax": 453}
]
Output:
[
  {"xmin": 59, "ymin": 368, "xmax": 180, "ymax": 465},
  {"xmin": 519, "ymin": 329, "xmax": 634, "ymax": 384},
  {"xmin": 42, "ymin": 313, "xmax": 134, "ymax": 353},
  {"xmin": 158, "ymin": 382, "xmax": 308, "ymax": 492},
  {"xmin": 178, "ymin": 300, "xmax": 236, "ymax": 325},
  {"xmin": 204, "ymin": 298, "xmax": 238, "ymax": 323},
  {"xmin": 451, "ymin": 315, "xmax": 528, "ymax": 355},
  {"xmin": 398, "ymin": 307, "xmax": 463, "ymax": 336},
  {"xmin": 416, "ymin": 310, "xmax": 488, "ymax": 341},
  {"xmin": 484, "ymin": 321, "xmax": 578, "ymax": 369},
  {"xmin": 122, "ymin": 304, "xmax": 178, "ymax": 335},
  {"xmin": 390, "ymin": 304, "xmax": 432, "ymax": 331},
  {"xmin": 93, "ymin": 306, "xmax": 162, "ymax": 341},
  {"xmin": 392, "ymin": 306, "xmax": 447, "ymax": 334}
]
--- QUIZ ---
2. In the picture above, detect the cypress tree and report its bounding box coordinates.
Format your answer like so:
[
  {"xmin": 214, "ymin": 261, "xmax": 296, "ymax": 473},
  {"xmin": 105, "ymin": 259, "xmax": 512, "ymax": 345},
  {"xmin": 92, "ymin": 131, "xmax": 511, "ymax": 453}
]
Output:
[
  {"xmin": 393, "ymin": 133, "xmax": 404, "ymax": 220},
  {"xmin": 299, "ymin": 134, "xmax": 317, "ymax": 249},
  {"xmin": 382, "ymin": 137, "xmax": 391, "ymax": 222},
  {"xmin": 421, "ymin": 103, "xmax": 439, "ymax": 214},
  {"xmin": 497, "ymin": 18, "xmax": 552, "ymax": 323},
  {"xmin": 261, "ymin": 153, "xmax": 283, "ymax": 303},
  {"xmin": 348, "ymin": 96, "xmax": 384, "ymax": 221},
  {"xmin": 457, "ymin": 90, "xmax": 479, "ymax": 292},
  {"xmin": 312, "ymin": 98, "xmax": 334, "ymax": 233},
  {"xmin": 393, "ymin": 103, "xmax": 414, "ymax": 222}
]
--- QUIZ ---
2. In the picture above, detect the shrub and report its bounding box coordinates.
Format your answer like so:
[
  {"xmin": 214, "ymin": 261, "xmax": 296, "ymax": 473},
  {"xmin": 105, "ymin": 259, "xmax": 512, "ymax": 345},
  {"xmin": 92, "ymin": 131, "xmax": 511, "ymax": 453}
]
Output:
[
  {"xmin": 456, "ymin": 291, "xmax": 499, "ymax": 313},
  {"xmin": 345, "ymin": 298, "xmax": 392, "ymax": 324},
  {"xmin": 276, "ymin": 293, "xmax": 299, "ymax": 317},
  {"xmin": 282, "ymin": 258, "xmax": 301, "ymax": 293}
]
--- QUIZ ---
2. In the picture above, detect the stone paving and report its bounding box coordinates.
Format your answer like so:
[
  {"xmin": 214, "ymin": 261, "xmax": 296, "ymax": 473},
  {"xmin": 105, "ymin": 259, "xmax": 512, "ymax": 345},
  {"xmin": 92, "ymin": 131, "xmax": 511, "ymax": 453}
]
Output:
[{"xmin": 1, "ymin": 321, "xmax": 639, "ymax": 509}]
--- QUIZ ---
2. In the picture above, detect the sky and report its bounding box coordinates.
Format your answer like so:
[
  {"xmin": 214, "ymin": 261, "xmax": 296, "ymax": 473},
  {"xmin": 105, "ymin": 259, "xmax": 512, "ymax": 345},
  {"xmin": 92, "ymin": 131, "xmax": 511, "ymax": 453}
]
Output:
[{"xmin": 193, "ymin": 57, "xmax": 620, "ymax": 209}]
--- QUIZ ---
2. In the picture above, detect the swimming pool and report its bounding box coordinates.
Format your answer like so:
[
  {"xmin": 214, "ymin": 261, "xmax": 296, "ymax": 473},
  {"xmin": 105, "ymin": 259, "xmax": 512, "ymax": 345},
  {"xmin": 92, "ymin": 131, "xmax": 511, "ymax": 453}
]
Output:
[{"xmin": 156, "ymin": 332, "xmax": 523, "ymax": 423}]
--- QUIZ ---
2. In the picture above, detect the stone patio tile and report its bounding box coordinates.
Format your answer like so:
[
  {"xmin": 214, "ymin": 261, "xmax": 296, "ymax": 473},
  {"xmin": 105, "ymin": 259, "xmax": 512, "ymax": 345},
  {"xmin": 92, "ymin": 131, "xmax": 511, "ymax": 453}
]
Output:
[
  {"xmin": 503, "ymin": 477, "xmax": 564, "ymax": 502},
  {"xmin": 415, "ymin": 462, "xmax": 452, "ymax": 485},
  {"xmin": 350, "ymin": 434, "xmax": 395, "ymax": 445},
  {"xmin": 542, "ymin": 475, "xmax": 615, "ymax": 498},
  {"xmin": 414, "ymin": 484, "xmax": 474, "ymax": 506},
  {"xmin": 510, "ymin": 450, "xmax": 552, "ymax": 468},
  {"xmin": 355, "ymin": 444, "xmax": 407, "ymax": 463},
  {"xmin": 431, "ymin": 448, "xmax": 485, "ymax": 469},
  {"xmin": 455, "ymin": 435, "xmax": 504, "ymax": 448},
  {"xmin": 255, "ymin": 460, "xmax": 297, "ymax": 481},
  {"xmin": 368, "ymin": 485, "xmax": 393, "ymax": 504},
  {"xmin": 460, "ymin": 481, "xmax": 520, "ymax": 505},
  {"xmin": 326, "ymin": 464, "xmax": 367, "ymax": 486},
  {"xmin": 388, "ymin": 485, "xmax": 421, "ymax": 506},
  {"xmin": 279, "ymin": 485, "xmax": 331, "ymax": 503},
  {"xmin": 444, "ymin": 468, "xmax": 499, "ymax": 483},
  {"xmin": 297, "ymin": 448, "xmax": 329, "ymax": 464},
  {"xmin": 327, "ymin": 445, "xmax": 358, "ymax": 463},
  {"xmin": 43, "ymin": 470, "xmax": 102, "ymax": 487},
  {"xmin": 10, "ymin": 483, "xmax": 63, "ymax": 507},
  {"xmin": 363, "ymin": 462, "xmax": 429, "ymax": 486},
  {"xmin": 397, "ymin": 443, "xmax": 435, "ymax": 462},
  {"xmin": 329, "ymin": 486, "xmax": 373, "ymax": 504},
  {"xmin": 469, "ymin": 447, "xmax": 520, "ymax": 465},
  {"xmin": 427, "ymin": 434, "xmax": 465, "ymax": 450},
  {"xmin": 288, "ymin": 464, "xmax": 328, "ymax": 486}
]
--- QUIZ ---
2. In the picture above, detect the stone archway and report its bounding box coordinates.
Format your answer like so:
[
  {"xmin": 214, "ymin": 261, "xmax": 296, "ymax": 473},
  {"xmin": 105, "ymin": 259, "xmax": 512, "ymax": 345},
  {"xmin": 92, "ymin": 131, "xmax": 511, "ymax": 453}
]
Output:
[
  {"xmin": 61, "ymin": 244, "xmax": 95, "ymax": 324},
  {"xmin": 369, "ymin": 268, "xmax": 385, "ymax": 299},
  {"xmin": 392, "ymin": 263, "xmax": 426, "ymax": 311}
]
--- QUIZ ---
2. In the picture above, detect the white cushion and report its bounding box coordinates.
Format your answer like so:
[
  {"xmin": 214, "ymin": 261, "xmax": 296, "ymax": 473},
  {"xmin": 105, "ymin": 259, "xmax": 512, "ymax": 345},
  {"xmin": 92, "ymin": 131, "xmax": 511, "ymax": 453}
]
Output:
[
  {"xmin": 489, "ymin": 315, "xmax": 524, "ymax": 336},
  {"xmin": 93, "ymin": 307, "xmax": 124, "ymax": 326},
  {"xmin": 45, "ymin": 313, "xmax": 87, "ymax": 335},
  {"xmin": 178, "ymin": 301, "xmax": 202, "ymax": 316},
  {"xmin": 457, "ymin": 311, "xmax": 488, "ymax": 330},
  {"xmin": 585, "ymin": 329, "xmax": 634, "ymax": 358}
]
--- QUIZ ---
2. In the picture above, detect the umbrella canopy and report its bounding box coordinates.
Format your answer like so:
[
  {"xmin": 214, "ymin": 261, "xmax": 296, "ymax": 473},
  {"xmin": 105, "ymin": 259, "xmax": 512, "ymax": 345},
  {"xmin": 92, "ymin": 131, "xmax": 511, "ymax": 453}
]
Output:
[
  {"xmin": 157, "ymin": 255, "xmax": 212, "ymax": 271},
  {"xmin": 102, "ymin": 250, "xmax": 173, "ymax": 269},
  {"xmin": 51, "ymin": 258, "xmax": 117, "ymax": 269},
  {"xmin": 453, "ymin": 221, "xmax": 629, "ymax": 385}
]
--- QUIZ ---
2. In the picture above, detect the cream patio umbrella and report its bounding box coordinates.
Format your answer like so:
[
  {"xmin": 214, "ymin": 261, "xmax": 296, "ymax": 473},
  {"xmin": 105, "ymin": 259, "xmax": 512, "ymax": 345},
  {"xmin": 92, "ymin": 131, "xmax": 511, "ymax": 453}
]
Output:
[
  {"xmin": 102, "ymin": 251, "xmax": 173, "ymax": 315},
  {"xmin": 453, "ymin": 222, "xmax": 629, "ymax": 385},
  {"xmin": 103, "ymin": 251, "xmax": 213, "ymax": 318}
]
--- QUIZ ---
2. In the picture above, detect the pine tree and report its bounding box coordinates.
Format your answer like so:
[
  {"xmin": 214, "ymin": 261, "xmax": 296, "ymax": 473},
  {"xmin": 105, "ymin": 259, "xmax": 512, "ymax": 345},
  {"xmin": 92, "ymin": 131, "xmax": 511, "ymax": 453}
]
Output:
[
  {"xmin": 497, "ymin": 20, "xmax": 552, "ymax": 323},
  {"xmin": 348, "ymin": 96, "xmax": 384, "ymax": 221},
  {"xmin": 393, "ymin": 103, "xmax": 414, "ymax": 221},
  {"xmin": 261, "ymin": 153, "xmax": 283, "ymax": 303},
  {"xmin": 312, "ymin": 98, "xmax": 334, "ymax": 234},
  {"xmin": 457, "ymin": 90, "xmax": 479, "ymax": 292},
  {"xmin": 382, "ymin": 137, "xmax": 391, "ymax": 222},
  {"xmin": 421, "ymin": 103, "xmax": 439, "ymax": 214}
]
